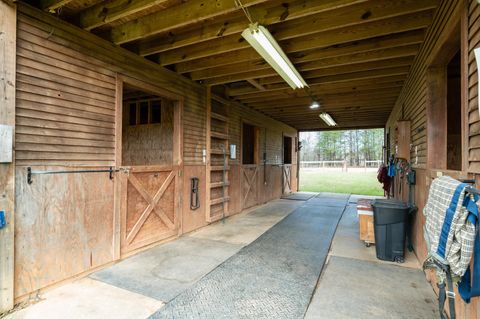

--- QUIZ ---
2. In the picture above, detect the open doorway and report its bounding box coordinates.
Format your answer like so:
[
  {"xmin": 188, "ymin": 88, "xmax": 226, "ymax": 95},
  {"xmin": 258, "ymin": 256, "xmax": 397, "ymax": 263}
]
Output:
[
  {"xmin": 119, "ymin": 78, "xmax": 182, "ymax": 255},
  {"xmin": 446, "ymin": 50, "xmax": 462, "ymax": 170},
  {"xmin": 299, "ymin": 129, "xmax": 384, "ymax": 196},
  {"xmin": 122, "ymin": 85, "xmax": 174, "ymax": 166}
]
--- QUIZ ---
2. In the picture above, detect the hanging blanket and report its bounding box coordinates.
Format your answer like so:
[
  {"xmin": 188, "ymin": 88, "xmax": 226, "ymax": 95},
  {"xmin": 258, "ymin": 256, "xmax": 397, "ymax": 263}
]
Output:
[{"xmin": 423, "ymin": 176, "xmax": 477, "ymax": 277}]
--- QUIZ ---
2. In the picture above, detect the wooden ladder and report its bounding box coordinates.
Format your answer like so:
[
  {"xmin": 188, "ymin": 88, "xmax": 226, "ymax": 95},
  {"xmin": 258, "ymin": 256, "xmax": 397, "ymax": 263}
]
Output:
[{"xmin": 206, "ymin": 90, "xmax": 230, "ymax": 223}]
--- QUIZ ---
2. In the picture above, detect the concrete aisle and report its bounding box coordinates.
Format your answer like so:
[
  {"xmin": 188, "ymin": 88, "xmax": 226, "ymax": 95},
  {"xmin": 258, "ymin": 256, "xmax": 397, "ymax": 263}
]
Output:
[
  {"xmin": 5, "ymin": 194, "xmax": 440, "ymax": 319},
  {"xmin": 149, "ymin": 193, "xmax": 349, "ymax": 319},
  {"xmin": 305, "ymin": 199, "xmax": 439, "ymax": 319},
  {"xmin": 4, "ymin": 199, "xmax": 302, "ymax": 319}
]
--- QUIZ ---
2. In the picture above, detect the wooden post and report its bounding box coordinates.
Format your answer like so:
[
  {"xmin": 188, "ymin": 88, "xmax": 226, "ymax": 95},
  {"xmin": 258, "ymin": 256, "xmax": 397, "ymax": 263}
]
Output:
[
  {"xmin": 0, "ymin": 1, "xmax": 16, "ymax": 312},
  {"xmin": 113, "ymin": 75, "xmax": 123, "ymax": 261},
  {"xmin": 205, "ymin": 86, "xmax": 211, "ymax": 222}
]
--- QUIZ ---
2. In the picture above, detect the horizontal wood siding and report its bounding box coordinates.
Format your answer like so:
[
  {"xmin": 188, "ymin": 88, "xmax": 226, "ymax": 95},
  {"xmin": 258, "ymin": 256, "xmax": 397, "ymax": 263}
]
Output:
[
  {"xmin": 386, "ymin": 0, "xmax": 458, "ymax": 168},
  {"xmin": 16, "ymin": 17, "xmax": 117, "ymax": 166},
  {"xmin": 468, "ymin": 0, "xmax": 480, "ymax": 172},
  {"xmin": 17, "ymin": 4, "xmax": 207, "ymax": 167}
]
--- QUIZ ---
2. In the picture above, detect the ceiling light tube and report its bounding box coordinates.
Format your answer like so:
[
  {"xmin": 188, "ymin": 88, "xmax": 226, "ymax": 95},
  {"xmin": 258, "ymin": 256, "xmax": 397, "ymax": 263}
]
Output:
[
  {"xmin": 310, "ymin": 101, "xmax": 320, "ymax": 109},
  {"xmin": 319, "ymin": 113, "xmax": 337, "ymax": 126},
  {"xmin": 242, "ymin": 24, "xmax": 307, "ymax": 90}
]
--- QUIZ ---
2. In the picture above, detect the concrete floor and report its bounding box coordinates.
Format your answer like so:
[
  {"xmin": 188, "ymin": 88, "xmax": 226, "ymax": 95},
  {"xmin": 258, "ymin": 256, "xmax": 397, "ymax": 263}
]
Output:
[
  {"xmin": 5, "ymin": 194, "xmax": 439, "ymax": 319},
  {"xmin": 305, "ymin": 201, "xmax": 439, "ymax": 319}
]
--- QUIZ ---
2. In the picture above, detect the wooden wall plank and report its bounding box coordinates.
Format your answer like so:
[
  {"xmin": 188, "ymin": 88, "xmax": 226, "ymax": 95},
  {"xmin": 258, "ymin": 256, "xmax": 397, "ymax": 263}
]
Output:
[{"xmin": 0, "ymin": 1, "xmax": 16, "ymax": 312}]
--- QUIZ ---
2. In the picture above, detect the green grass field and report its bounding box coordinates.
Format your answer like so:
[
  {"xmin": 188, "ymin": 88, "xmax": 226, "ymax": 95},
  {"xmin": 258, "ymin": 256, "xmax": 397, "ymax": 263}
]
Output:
[{"xmin": 299, "ymin": 170, "xmax": 383, "ymax": 196}]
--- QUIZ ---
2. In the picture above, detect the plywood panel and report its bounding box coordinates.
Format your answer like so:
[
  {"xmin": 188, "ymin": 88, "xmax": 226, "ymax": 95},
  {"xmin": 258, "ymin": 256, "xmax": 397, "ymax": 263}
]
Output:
[
  {"xmin": 182, "ymin": 165, "xmax": 207, "ymax": 234},
  {"xmin": 0, "ymin": 1, "xmax": 16, "ymax": 312},
  {"xmin": 120, "ymin": 167, "xmax": 179, "ymax": 254},
  {"xmin": 122, "ymin": 102, "xmax": 174, "ymax": 166},
  {"xmin": 14, "ymin": 166, "xmax": 115, "ymax": 299}
]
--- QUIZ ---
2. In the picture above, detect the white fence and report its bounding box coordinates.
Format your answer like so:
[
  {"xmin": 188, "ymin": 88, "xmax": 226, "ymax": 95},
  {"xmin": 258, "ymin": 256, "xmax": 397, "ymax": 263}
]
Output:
[{"xmin": 300, "ymin": 160, "xmax": 382, "ymax": 172}]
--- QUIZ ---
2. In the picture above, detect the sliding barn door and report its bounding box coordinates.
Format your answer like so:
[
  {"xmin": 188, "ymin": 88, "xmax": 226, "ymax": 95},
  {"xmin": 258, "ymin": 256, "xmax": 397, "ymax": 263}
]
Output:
[{"xmin": 120, "ymin": 166, "xmax": 180, "ymax": 254}]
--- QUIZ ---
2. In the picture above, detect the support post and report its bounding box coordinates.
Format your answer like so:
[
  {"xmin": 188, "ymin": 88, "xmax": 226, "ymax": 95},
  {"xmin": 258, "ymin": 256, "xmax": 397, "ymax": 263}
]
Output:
[{"xmin": 0, "ymin": 0, "xmax": 16, "ymax": 312}]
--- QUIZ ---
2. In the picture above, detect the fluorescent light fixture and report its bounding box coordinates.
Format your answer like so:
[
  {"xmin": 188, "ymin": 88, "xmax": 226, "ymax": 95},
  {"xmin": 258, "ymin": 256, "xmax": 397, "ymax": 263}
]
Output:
[
  {"xmin": 242, "ymin": 23, "xmax": 307, "ymax": 90},
  {"xmin": 319, "ymin": 112, "xmax": 337, "ymax": 126},
  {"xmin": 310, "ymin": 101, "xmax": 320, "ymax": 109}
]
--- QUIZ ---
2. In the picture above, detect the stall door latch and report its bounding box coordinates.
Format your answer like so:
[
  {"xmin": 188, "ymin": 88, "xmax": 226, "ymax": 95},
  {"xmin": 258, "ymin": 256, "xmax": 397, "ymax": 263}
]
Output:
[{"xmin": 190, "ymin": 178, "xmax": 200, "ymax": 210}]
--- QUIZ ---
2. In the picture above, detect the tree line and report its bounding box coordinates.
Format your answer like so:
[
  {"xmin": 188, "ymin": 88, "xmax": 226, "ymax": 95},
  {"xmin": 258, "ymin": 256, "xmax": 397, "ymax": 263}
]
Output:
[{"xmin": 299, "ymin": 129, "xmax": 384, "ymax": 166}]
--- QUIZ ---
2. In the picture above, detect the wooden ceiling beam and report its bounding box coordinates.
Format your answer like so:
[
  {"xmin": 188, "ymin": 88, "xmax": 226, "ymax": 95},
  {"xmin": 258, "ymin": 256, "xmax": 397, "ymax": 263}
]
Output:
[
  {"xmin": 246, "ymin": 79, "xmax": 266, "ymax": 91},
  {"xmin": 247, "ymin": 93, "xmax": 400, "ymax": 109},
  {"xmin": 245, "ymin": 87, "xmax": 402, "ymax": 103},
  {"xmin": 176, "ymin": 29, "xmax": 425, "ymax": 73},
  {"xmin": 158, "ymin": 7, "xmax": 434, "ymax": 66},
  {"xmin": 204, "ymin": 64, "xmax": 410, "ymax": 86},
  {"xmin": 77, "ymin": 0, "xmax": 171, "ymax": 31},
  {"xmin": 255, "ymin": 109, "xmax": 396, "ymax": 120},
  {"xmin": 284, "ymin": 116, "xmax": 389, "ymax": 124},
  {"xmin": 250, "ymin": 98, "xmax": 398, "ymax": 111},
  {"xmin": 41, "ymin": 0, "xmax": 74, "ymax": 11},
  {"xmin": 269, "ymin": 110, "xmax": 394, "ymax": 120},
  {"xmin": 296, "ymin": 124, "xmax": 387, "ymax": 131},
  {"xmin": 137, "ymin": 0, "xmax": 368, "ymax": 56},
  {"xmin": 190, "ymin": 45, "xmax": 418, "ymax": 81},
  {"xmin": 234, "ymin": 77, "xmax": 406, "ymax": 101},
  {"xmin": 110, "ymin": 0, "xmax": 270, "ymax": 44},
  {"xmin": 260, "ymin": 57, "xmax": 414, "ymax": 86}
]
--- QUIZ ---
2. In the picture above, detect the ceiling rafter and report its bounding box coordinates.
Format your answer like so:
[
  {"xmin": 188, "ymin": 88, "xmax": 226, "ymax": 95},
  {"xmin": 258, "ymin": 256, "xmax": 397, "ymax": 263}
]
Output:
[
  {"xmin": 175, "ymin": 29, "xmax": 425, "ymax": 73},
  {"xmin": 41, "ymin": 0, "xmax": 74, "ymax": 11},
  {"xmin": 78, "ymin": 0, "xmax": 172, "ymax": 31},
  {"xmin": 110, "ymin": 0, "xmax": 270, "ymax": 44},
  {"xmin": 245, "ymin": 90, "xmax": 402, "ymax": 108},
  {"xmin": 233, "ymin": 77, "xmax": 406, "ymax": 100},
  {"xmin": 248, "ymin": 97, "xmax": 400, "ymax": 110},
  {"xmin": 204, "ymin": 65, "xmax": 410, "ymax": 86},
  {"xmin": 137, "ymin": 0, "xmax": 370, "ymax": 56},
  {"xmin": 156, "ymin": 5, "xmax": 435, "ymax": 66},
  {"xmin": 189, "ymin": 45, "xmax": 419, "ymax": 81},
  {"xmin": 175, "ymin": 30, "xmax": 424, "ymax": 73}
]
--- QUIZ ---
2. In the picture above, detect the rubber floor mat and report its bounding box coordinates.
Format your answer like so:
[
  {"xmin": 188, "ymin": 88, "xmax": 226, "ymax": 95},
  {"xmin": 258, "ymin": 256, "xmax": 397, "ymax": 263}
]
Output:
[{"xmin": 149, "ymin": 202, "xmax": 347, "ymax": 319}]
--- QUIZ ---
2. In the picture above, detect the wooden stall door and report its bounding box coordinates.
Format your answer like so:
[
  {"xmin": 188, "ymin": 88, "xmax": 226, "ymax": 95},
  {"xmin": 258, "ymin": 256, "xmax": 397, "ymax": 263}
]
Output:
[
  {"xmin": 241, "ymin": 165, "xmax": 259, "ymax": 209},
  {"xmin": 282, "ymin": 164, "xmax": 292, "ymax": 195},
  {"xmin": 120, "ymin": 166, "xmax": 180, "ymax": 254}
]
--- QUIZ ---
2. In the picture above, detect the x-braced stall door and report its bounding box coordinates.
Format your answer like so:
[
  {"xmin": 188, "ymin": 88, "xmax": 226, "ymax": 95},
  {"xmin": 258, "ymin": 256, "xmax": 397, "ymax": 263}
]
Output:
[
  {"xmin": 120, "ymin": 166, "xmax": 180, "ymax": 254},
  {"xmin": 242, "ymin": 165, "xmax": 259, "ymax": 209},
  {"xmin": 282, "ymin": 135, "xmax": 293, "ymax": 195},
  {"xmin": 282, "ymin": 165, "xmax": 292, "ymax": 195}
]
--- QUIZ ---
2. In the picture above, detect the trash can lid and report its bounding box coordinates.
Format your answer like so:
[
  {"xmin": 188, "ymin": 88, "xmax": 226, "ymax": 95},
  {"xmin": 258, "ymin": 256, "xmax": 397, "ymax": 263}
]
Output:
[{"xmin": 372, "ymin": 199, "xmax": 409, "ymax": 209}]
